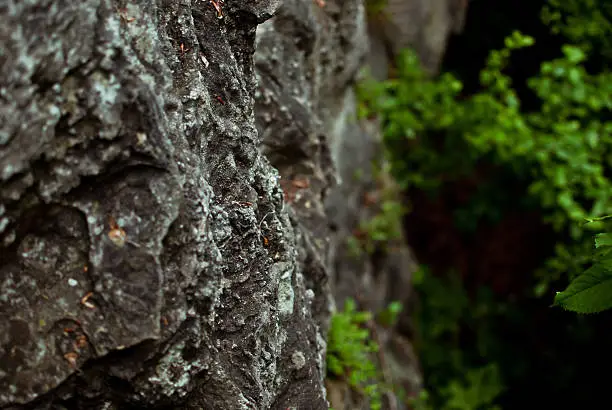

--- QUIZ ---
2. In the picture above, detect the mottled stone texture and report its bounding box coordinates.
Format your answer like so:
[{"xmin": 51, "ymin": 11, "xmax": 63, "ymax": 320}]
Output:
[
  {"xmin": 253, "ymin": 0, "xmax": 425, "ymax": 408},
  {"xmin": 1, "ymin": 0, "xmax": 464, "ymax": 408},
  {"xmin": 0, "ymin": 0, "xmax": 328, "ymax": 408},
  {"xmin": 253, "ymin": 0, "xmax": 468, "ymax": 408},
  {"xmin": 254, "ymin": 0, "xmax": 369, "ymax": 324}
]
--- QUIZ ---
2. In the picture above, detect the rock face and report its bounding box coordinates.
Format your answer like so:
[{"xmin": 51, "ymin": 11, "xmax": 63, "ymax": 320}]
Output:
[
  {"xmin": 1, "ymin": 0, "xmax": 327, "ymax": 408},
  {"xmin": 0, "ymin": 0, "xmax": 465, "ymax": 408}
]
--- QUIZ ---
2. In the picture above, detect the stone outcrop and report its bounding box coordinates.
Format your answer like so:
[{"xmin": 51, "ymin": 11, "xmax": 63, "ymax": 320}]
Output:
[{"xmin": 0, "ymin": 0, "xmax": 466, "ymax": 408}]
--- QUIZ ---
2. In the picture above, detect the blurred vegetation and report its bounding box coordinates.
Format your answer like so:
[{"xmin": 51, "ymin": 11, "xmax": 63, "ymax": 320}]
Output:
[
  {"xmin": 327, "ymin": 298, "xmax": 383, "ymax": 409},
  {"xmin": 326, "ymin": 299, "xmax": 404, "ymax": 409},
  {"xmin": 357, "ymin": 28, "xmax": 612, "ymax": 292},
  {"xmin": 343, "ymin": 0, "xmax": 612, "ymax": 408},
  {"xmin": 347, "ymin": 162, "xmax": 408, "ymax": 257},
  {"xmin": 409, "ymin": 267, "xmax": 506, "ymax": 410}
]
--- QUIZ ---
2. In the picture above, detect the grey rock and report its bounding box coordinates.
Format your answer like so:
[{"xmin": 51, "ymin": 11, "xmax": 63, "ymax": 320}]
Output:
[
  {"xmin": 368, "ymin": 0, "xmax": 469, "ymax": 75},
  {"xmin": 0, "ymin": 0, "xmax": 325, "ymax": 408},
  {"xmin": 1, "ymin": 0, "xmax": 465, "ymax": 408}
]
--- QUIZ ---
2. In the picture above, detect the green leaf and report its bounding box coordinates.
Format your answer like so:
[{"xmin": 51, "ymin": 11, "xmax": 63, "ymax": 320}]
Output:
[
  {"xmin": 595, "ymin": 233, "xmax": 612, "ymax": 248},
  {"xmin": 327, "ymin": 355, "xmax": 343, "ymax": 376},
  {"xmin": 562, "ymin": 44, "xmax": 586, "ymax": 63},
  {"xmin": 554, "ymin": 263, "xmax": 612, "ymax": 313}
]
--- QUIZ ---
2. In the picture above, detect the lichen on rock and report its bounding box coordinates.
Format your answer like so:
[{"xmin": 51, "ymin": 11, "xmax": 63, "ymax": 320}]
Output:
[{"xmin": 1, "ymin": 0, "xmax": 329, "ymax": 408}]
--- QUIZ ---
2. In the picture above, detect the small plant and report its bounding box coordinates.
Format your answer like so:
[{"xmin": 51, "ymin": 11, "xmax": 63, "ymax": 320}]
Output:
[
  {"xmin": 349, "ymin": 161, "xmax": 408, "ymax": 257},
  {"xmin": 346, "ymin": 193, "xmax": 406, "ymax": 257},
  {"xmin": 346, "ymin": 161, "xmax": 407, "ymax": 258},
  {"xmin": 326, "ymin": 298, "xmax": 382, "ymax": 409},
  {"xmin": 376, "ymin": 300, "xmax": 403, "ymax": 327},
  {"xmin": 358, "ymin": 197, "xmax": 406, "ymax": 254}
]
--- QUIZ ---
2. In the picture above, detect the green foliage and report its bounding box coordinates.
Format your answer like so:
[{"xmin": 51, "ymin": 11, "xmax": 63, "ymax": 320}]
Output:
[
  {"xmin": 350, "ymin": 5, "xmax": 612, "ymax": 410},
  {"xmin": 376, "ymin": 301, "xmax": 403, "ymax": 327},
  {"xmin": 347, "ymin": 163, "xmax": 408, "ymax": 256},
  {"xmin": 357, "ymin": 29, "xmax": 612, "ymax": 235},
  {"xmin": 412, "ymin": 364, "xmax": 504, "ymax": 410},
  {"xmin": 410, "ymin": 266, "xmax": 506, "ymax": 409},
  {"xmin": 355, "ymin": 3, "xmax": 612, "ymax": 409},
  {"xmin": 326, "ymin": 298, "xmax": 382, "ymax": 409},
  {"xmin": 326, "ymin": 299, "xmax": 408, "ymax": 408},
  {"xmin": 365, "ymin": 0, "xmax": 388, "ymax": 17},
  {"xmin": 542, "ymin": 0, "xmax": 612, "ymax": 57},
  {"xmin": 358, "ymin": 196, "xmax": 406, "ymax": 254},
  {"xmin": 555, "ymin": 227, "xmax": 612, "ymax": 313},
  {"xmin": 441, "ymin": 364, "xmax": 505, "ymax": 410},
  {"xmin": 356, "ymin": 25, "xmax": 612, "ymax": 290}
]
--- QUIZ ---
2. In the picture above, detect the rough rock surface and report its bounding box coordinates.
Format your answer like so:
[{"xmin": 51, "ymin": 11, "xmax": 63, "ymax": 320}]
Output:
[
  {"xmin": 254, "ymin": 0, "xmax": 369, "ymax": 319},
  {"xmin": 1, "ymin": 0, "xmax": 466, "ymax": 408},
  {"xmin": 0, "ymin": 0, "xmax": 328, "ymax": 408},
  {"xmin": 253, "ymin": 0, "xmax": 467, "ymax": 407}
]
